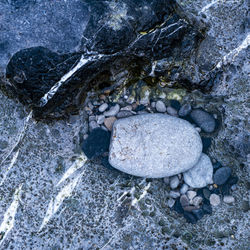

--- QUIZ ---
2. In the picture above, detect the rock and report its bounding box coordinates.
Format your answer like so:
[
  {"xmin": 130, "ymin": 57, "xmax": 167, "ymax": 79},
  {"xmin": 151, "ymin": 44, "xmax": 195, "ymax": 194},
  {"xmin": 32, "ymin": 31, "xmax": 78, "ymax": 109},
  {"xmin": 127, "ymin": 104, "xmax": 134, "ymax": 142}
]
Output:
[
  {"xmin": 109, "ymin": 114, "xmax": 203, "ymax": 178},
  {"xmin": 202, "ymin": 188, "xmax": 211, "ymax": 200},
  {"xmin": 166, "ymin": 106, "xmax": 178, "ymax": 116},
  {"xmin": 227, "ymin": 175, "xmax": 238, "ymax": 186},
  {"xmin": 170, "ymin": 176, "xmax": 179, "ymax": 189},
  {"xmin": 89, "ymin": 115, "xmax": 96, "ymax": 122},
  {"xmin": 183, "ymin": 153, "xmax": 213, "ymax": 188},
  {"xmin": 169, "ymin": 191, "xmax": 180, "ymax": 199},
  {"xmin": 167, "ymin": 198, "xmax": 175, "ymax": 208},
  {"xmin": 116, "ymin": 111, "xmax": 133, "ymax": 118},
  {"xmin": 213, "ymin": 161, "xmax": 222, "ymax": 171},
  {"xmin": 134, "ymin": 104, "xmax": 146, "ymax": 112},
  {"xmin": 180, "ymin": 184, "xmax": 189, "ymax": 194},
  {"xmin": 173, "ymin": 198, "xmax": 184, "ymax": 214},
  {"xmin": 192, "ymin": 209, "xmax": 204, "ymax": 220},
  {"xmin": 178, "ymin": 104, "xmax": 192, "ymax": 117},
  {"xmin": 223, "ymin": 196, "xmax": 235, "ymax": 204},
  {"xmin": 180, "ymin": 195, "xmax": 189, "ymax": 208},
  {"xmin": 155, "ymin": 100, "xmax": 167, "ymax": 113},
  {"xmin": 187, "ymin": 191, "xmax": 197, "ymax": 201},
  {"xmin": 82, "ymin": 128, "xmax": 111, "ymax": 159},
  {"xmin": 209, "ymin": 194, "xmax": 220, "ymax": 206},
  {"xmin": 241, "ymin": 200, "xmax": 249, "ymax": 212},
  {"xmin": 151, "ymin": 102, "xmax": 156, "ymax": 108},
  {"xmin": 184, "ymin": 211, "xmax": 197, "ymax": 224},
  {"xmin": 184, "ymin": 206, "xmax": 200, "ymax": 212},
  {"xmin": 170, "ymin": 100, "xmax": 181, "ymax": 111},
  {"xmin": 202, "ymin": 203, "xmax": 212, "ymax": 215},
  {"xmin": 104, "ymin": 104, "xmax": 120, "ymax": 117},
  {"xmin": 163, "ymin": 177, "xmax": 170, "ymax": 185},
  {"xmin": 96, "ymin": 115, "xmax": 105, "ymax": 124},
  {"xmin": 89, "ymin": 121, "xmax": 99, "ymax": 131},
  {"xmin": 192, "ymin": 196, "xmax": 203, "ymax": 207},
  {"xmin": 190, "ymin": 109, "xmax": 216, "ymax": 133},
  {"xmin": 213, "ymin": 167, "xmax": 231, "ymax": 185},
  {"xmin": 121, "ymin": 105, "xmax": 132, "ymax": 111},
  {"xmin": 201, "ymin": 137, "xmax": 212, "ymax": 153},
  {"xmin": 98, "ymin": 103, "xmax": 108, "ymax": 113},
  {"xmin": 104, "ymin": 117, "xmax": 117, "ymax": 131}
]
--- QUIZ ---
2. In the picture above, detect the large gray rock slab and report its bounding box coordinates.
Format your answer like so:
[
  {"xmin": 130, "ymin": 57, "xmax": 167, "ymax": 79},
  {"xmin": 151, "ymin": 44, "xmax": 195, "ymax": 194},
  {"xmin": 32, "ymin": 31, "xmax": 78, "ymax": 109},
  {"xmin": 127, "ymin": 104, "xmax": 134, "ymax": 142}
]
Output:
[
  {"xmin": 109, "ymin": 114, "xmax": 202, "ymax": 178},
  {"xmin": 183, "ymin": 153, "xmax": 213, "ymax": 188}
]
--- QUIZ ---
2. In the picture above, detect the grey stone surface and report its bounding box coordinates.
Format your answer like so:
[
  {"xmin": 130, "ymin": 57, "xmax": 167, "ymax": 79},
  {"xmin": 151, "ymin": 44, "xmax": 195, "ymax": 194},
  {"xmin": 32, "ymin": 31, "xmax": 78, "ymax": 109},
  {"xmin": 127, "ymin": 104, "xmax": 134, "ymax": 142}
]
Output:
[
  {"xmin": 179, "ymin": 103, "xmax": 192, "ymax": 117},
  {"xmin": 156, "ymin": 101, "xmax": 167, "ymax": 113},
  {"xmin": 180, "ymin": 184, "xmax": 189, "ymax": 194},
  {"xmin": 170, "ymin": 176, "xmax": 180, "ymax": 189},
  {"xmin": 104, "ymin": 104, "xmax": 120, "ymax": 117},
  {"xmin": 210, "ymin": 194, "xmax": 221, "ymax": 207},
  {"xmin": 183, "ymin": 153, "xmax": 213, "ymax": 188},
  {"xmin": 109, "ymin": 114, "xmax": 202, "ymax": 178},
  {"xmin": 98, "ymin": 103, "xmax": 108, "ymax": 113}
]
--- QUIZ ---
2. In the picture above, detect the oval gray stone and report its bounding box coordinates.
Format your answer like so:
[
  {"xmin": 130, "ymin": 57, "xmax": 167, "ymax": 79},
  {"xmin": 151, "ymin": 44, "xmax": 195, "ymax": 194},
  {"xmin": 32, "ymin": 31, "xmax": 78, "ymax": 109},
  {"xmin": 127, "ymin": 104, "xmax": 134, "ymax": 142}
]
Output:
[
  {"xmin": 183, "ymin": 153, "xmax": 213, "ymax": 188},
  {"xmin": 108, "ymin": 114, "xmax": 202, "ymax": 178}
]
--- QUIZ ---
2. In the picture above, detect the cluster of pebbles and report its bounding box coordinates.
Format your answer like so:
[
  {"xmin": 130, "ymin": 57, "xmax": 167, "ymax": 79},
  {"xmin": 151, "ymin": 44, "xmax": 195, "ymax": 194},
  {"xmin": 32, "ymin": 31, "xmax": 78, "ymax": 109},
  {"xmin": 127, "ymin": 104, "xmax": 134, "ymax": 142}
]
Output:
[{"xmin": 82, "ymin": 92, "xmax": 238, "ymax": 224}]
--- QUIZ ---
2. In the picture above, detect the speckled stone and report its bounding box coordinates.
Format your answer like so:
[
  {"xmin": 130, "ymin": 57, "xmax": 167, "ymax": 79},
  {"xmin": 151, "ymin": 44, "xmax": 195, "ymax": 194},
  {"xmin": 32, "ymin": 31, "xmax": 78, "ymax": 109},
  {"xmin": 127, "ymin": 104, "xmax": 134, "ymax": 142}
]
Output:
[
  {"xmin": 183, "ymin": 153, "xmax": 213, "ymax": 188},
  {"xmin": 209, "ymin": 194, "xmax": 220, "ymax": 206},
  {"xmin": 109, "ymin": 114, "xmax": 203, "ymax": 178}
]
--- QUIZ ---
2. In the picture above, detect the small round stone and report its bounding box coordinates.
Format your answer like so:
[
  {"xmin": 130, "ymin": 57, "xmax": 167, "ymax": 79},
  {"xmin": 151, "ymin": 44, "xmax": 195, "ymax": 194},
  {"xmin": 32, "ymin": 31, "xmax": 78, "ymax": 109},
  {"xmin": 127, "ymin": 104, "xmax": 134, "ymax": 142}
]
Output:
[
  {"xmin": 213, "ymin": 167, "xmax": 232, "ymax": 185},
  {"xmin": 104, "ymin": 117, "xmax": 117, "ymax": 131},
  {"xmin": 209, "ymin": 194, "xmax": 220, "ymax": 206},
  {"xmin": 180, "ymin": 195, "xmax": 189, "ymax": 207},
  {"xmin": 179, "ymin": 103, "xmax": 192, "ymax": 117},
  {"xmin": 170, "ymin": 176, "xmax": 180, "ymax": 189},
  {"xmin": 192, "ymin": 196, "xmax": 203, "ymax": 207},
  {"xmin": 156, "ymin": 100, "xmax": 167, "ymax": 113},
  {"xmin": 96, "ymin": 115, "xmax": 105, "ymax": 124},
  {"xmin": 180, "ymin": 184, "xmax": 189, "ymax": 194},
  {"xmin": 104, "ymin": 104, "xmax": 120, "ymax": 117},
  {"xmin": 169, "ymin": 191, "xmax": 180, "ymax": 199},
  {"xmin": 167, "ymin": 198, "xmax": 175, "ymax": 208},
  {"xmin": 166, "ymin": 106, "xmax": 178, "ymax": 116},
  {"xmin": 98, "ymin": 103, "xmax": 108, "ymax": 112},
  {"xmin": 223, "ymin": 196, "xmax": 235, "ymax": 204},
  {"xmin": 187, "ymin": 191, "xmax": 197, "ymax": 201}
]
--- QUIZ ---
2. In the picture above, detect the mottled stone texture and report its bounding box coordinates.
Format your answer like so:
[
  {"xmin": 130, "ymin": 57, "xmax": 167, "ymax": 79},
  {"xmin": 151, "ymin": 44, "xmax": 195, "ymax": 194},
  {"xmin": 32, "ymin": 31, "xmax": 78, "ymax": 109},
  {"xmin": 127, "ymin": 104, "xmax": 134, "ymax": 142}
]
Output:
[
  {"xmin": 109, "ymin": 114, "xmax": 202, "ymax": 177},
  {"xmin": 1, "ymin": 0, "xmax": 205, "ymax": 119}
]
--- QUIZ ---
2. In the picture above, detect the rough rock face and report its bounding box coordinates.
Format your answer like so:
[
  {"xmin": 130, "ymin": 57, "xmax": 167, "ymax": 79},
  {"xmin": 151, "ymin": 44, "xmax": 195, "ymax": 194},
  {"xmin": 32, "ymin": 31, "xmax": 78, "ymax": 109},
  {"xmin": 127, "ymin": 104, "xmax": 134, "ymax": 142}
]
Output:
[
  {"xmin": 109, "ymin": 114, "xmax": 202, "ymax": 178},
  {"xmin": 1, "ymin": 0, "xmax": 206, "ymax": 119}
]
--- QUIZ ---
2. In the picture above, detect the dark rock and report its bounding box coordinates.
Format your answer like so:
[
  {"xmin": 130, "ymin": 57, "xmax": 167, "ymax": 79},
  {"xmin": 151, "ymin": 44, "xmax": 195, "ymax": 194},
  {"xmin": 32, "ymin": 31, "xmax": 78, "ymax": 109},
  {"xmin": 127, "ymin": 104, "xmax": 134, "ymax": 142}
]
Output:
[
  {"xmin": 178, "ymin": 103, "xmax": 192, "ymax": 117},
  {"xmin": 202, "ymin": 203, "xmax": 212, "ymax": 215},
  {"xmin": 226, "ymin": 175, "xmax": 238, "ymax": 186},
  {"xmin": 219, "ymin": 184, "xmax": 231, "ymax": 196},
  {"xmin": 183, "ymin": 211, "xmax": 197, "ymax": 224},
  {"xmin": 192, "ymin": 209, "xmax": 204, "ymax": 220},
  {"xmin": 190, "ymin": 109, "xmax": 216, "ymax": 133},
  {"xmin": 2, "ymin": 0, "xmax": 206, "ymax": 120},
  {"xmin": 182, "ymin": 114, "xmax": 194, "ymax": 124},
  {"xmin": 213, "ymin": 167, "xmax": 232, "ymax": 185},
  {"xmin": 134, "ymin": 104, "xmax": 146, "ymax": 112},
  {"xmin": 100, "ymin": 156, "xmax": 114, "ymax": 170},
  {"xmin": 202, "ymin": 188, "xmax": 211, "ymax": 200},
  {"xmin": 82, "ymin": 128, "xmax": 111, "ymax": 159},
  {"xmin": 173, "ymin": 198, "xmax": 184, "ymax": 214},
  {"xmin": 201, "ymin": 137, "xmax": 212, "ymax": 153},
  {"xmin": 170, "ymin": 100, "xmax": 181, "ymax": 111},
  {"xmin": 213, "ymin": 161, "xmax": 222, "ymax": 171}
]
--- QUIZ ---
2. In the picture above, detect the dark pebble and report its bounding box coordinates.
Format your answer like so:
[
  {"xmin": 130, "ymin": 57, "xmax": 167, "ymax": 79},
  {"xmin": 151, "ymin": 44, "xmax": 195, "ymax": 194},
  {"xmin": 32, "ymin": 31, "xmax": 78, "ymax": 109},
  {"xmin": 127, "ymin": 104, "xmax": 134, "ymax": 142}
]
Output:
[
  {"xmin": 219, "ymin": 184, "xmax": 231, "ymax": 196},
  {"xmin": 202, "ymin": 203, "xmax": 212, "ymax": 215},
  {"xmin": 227, "ymin": 175, "xmax": 238, "ymax": 186},
  {"xmin": 178, "ymin": 103, "xmax": 192, "ymax": 117},
  {"xmin": 82, "ymin": 128, "xmax": 111, "ymax": 159},
  {"xmin": 134, "ymin": 104, "xmax": 146, "ymax": 112},
  {"xmin": 213, "ymin": 167, "xmax": 231, "ymax": 185},
  {"xmin": 211, "ymin": 188, "xmax": 220, "ymax": 195},
  {"xmin": 201, "ymin": 137, "xmax": 212, "ymax": 153},
  {"xmin": 213, "ymin": 161, "xmax": 222, "ymax": 171},
  {"xmin": 183, "ymin": 211, "xmax": 197, "ymax": 224},
  {"xmin": 192, "ymin": 209, "xmax": 204, "ymax": 220},
  {"xmin": 182, "ymin": 114, "xmax": 194, "ymax": 123},
  {"xmin": 173, "ymin": 198, "xmax": 184, "ymax": 214},
  {"xmin": 170, "ymin": 100, "xmax": 181, "ymax": 111},
  {"xmin": 190, "ymin": 109, "xmax": 216, "ymax": 133},
  {"xmin": 203, "ymin": 188, "xmax": 211, "ymax": 200}
]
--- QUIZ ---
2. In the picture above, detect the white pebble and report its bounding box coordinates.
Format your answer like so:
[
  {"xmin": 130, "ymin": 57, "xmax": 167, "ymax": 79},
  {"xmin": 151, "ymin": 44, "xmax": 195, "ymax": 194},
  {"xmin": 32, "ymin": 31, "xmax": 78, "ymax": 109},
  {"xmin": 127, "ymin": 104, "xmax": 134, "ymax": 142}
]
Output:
[
  {"xmin": 210, "ymin": 194, "xmax": 220, "ymax": 206},
  {"xmin": 169, "ymin": 191, "xmax": 180, "ymax": 199},
  {"xmin": 180, "ymin": 184, "xmax": 189, "ymax": 194},
  {"xmin": 98, "ymin": 103, "xmax": 108, "ymax": 112},
  {"xmin": 104, "ymin": 104, "xmax": 120, "ymax": 117},
  {"xmin": 156, "ymin": 100, "xmax": 167, "ymax": 113},
  {"xmin": 191, "ymin": 196, "xmax": 203, "ymax": 206},
  {"xmin": 223, "ymin": 196, "xmax": 235, "ymax": 204},
  {"xmin": 187, "ymin": 191, "xmax": 197, "ymax": 201},
  {"xmin": 96, "ymin": 115, "xmax": 105, "ymax": 124},
  {"xmin": 167, "ymin": 198, "xmax": 175, "ymax": 208},
  {"xmin": 170, "ymin": 176, "xmax": 179, "ymax": 189}
]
